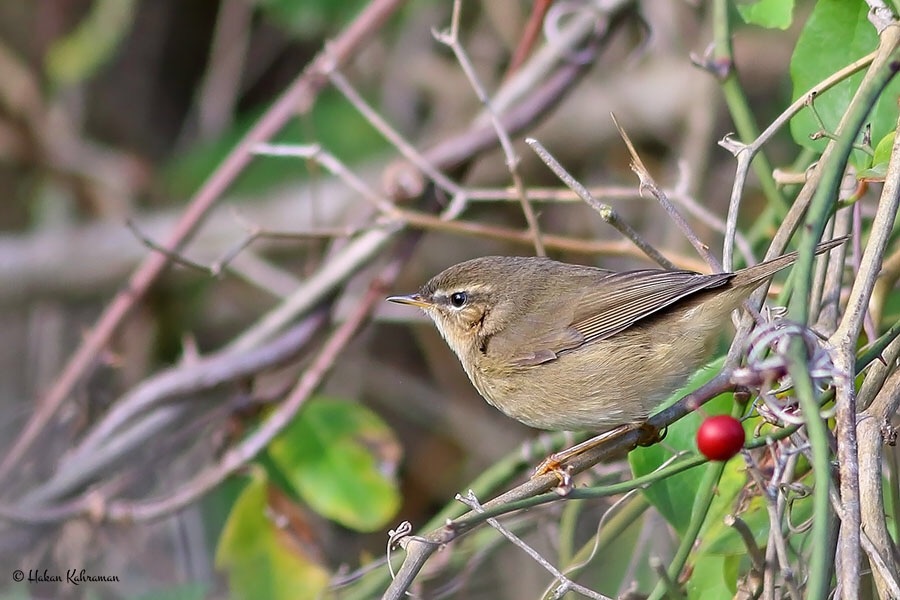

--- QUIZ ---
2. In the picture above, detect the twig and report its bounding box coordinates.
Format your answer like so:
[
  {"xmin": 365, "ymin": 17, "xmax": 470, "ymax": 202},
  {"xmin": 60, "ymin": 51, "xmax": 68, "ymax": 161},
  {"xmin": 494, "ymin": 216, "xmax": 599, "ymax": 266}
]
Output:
[
  {"xmin": 435, "ymin": 0, "xmax": 546, "ymax": 256},
  {"xmin": 611, "ymin": 115, "xmax": 720, "ymax": 271},
  {"xmin": 718, "ymin": 50, "xmax": 877, "ymax": 269},
  {"xmin": 723, "ymin": 514, "xmax": 765, "ymax": 574},
  {"xmin": 525, "ymin": 137, "xmax": 674, "ymax": 268},
  {"xmin": 825, "ymin": 456, "xmax": 900, "ymax": 600},
  {"xmin": 125, "ymin": 218, "xmax": 219, "ymax": 275},
  {"xmin": 324, "ymin": 66, "xmax": 465, "ymax": 203},
  {"xmin": 858, "ymin": 364, "xmax": 900, "ymax": 598},
  {"xmin": 183, "ymin": 0, "xmax": 252, "ymax": 143},
  {"xmin": 457, "ymin": 490, "xmax": 612, "ymax": 600},
  {"xmin": 504, "ymin": 0, "xmax": 553, "ymax": 78},
  {"xmin": 393, "ymin": 206, "xmax": 712, "ymax": 267},
  {"xmin": 253, "ymin": 143, "xmax": 395, "ymax": 213},
  {"xmin": 745, "ymin": 446, "xmax": 803, "ymax": 600}
]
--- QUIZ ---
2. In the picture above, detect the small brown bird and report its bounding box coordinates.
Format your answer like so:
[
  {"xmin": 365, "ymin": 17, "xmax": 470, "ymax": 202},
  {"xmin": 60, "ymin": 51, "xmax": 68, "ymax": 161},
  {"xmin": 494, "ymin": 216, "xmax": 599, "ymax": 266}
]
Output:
[{"xmin": 388, "ymin": 238, "xmax": 844, "ymax": 433}]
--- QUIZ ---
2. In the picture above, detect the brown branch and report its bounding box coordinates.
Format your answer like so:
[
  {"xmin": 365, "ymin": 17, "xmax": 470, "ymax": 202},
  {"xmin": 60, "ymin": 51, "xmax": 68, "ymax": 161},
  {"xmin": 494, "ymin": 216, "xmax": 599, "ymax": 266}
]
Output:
[{"xmin": 0, "ymin": 0, "xmax": 410, "ymax": 481}]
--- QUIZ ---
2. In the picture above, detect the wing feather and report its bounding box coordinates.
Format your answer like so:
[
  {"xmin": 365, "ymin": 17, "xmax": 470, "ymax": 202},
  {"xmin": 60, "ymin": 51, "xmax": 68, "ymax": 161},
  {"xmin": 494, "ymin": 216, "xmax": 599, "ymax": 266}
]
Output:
[
  {"xmin": 571, "ymin": 269, "xmax": 733, "ymax": 343},
  {"xmin": 492, "ymin": 268, "xmax": 733, "ymax": 367}
]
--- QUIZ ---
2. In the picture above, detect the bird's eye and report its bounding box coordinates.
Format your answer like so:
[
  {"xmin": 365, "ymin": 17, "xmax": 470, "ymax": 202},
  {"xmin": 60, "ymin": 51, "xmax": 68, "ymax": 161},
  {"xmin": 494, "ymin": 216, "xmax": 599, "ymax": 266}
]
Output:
[{"xmin": 449, "ymin": 291, "xmax": 468, "ymax": 308}]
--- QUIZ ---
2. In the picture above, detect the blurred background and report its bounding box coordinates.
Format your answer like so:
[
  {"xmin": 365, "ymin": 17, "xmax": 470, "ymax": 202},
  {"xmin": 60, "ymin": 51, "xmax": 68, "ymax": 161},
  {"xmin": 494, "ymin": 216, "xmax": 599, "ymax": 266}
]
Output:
[{"xmin": 0, "ymin": 0, "xmax": 835, "ymax": 598}]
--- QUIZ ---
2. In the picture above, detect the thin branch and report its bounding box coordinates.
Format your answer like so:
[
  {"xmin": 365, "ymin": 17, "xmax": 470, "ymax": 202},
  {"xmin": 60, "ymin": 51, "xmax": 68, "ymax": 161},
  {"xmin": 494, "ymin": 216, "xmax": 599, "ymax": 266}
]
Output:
[
  {"xmin": 526, "ymin": 137, "xmax": 674, "ymax": 268},
  {"xmin": 435, "ymin": 0, "xmax": 546, "ymax": 256},
  {"xmin": 858, "ymin": 363, "xmax": 900, "ymax": 598},
  {"xmin": 184, "ymin": 0, "xmax": 252, "ymax": 142},
  {"xmin": 457, "ymin": 491, "xmax": 612, "ymax": 600},
  {"xmin": 611, "ymin": 114, "xmax": 721, "ymax": 271},
  {"xmin": 324, "ymin": 66, "xmax": 465, "ymax": 202},
  {"xmin": 125, "ymin": 218, "xmax": 219, "ymax": 275}
]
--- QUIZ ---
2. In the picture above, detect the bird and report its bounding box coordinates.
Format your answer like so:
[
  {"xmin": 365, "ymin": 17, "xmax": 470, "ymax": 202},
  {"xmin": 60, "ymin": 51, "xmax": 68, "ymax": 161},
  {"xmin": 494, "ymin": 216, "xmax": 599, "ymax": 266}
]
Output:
[{"xmin": 387, "ymin": 238, "xmax": 845, "ymax": 434}]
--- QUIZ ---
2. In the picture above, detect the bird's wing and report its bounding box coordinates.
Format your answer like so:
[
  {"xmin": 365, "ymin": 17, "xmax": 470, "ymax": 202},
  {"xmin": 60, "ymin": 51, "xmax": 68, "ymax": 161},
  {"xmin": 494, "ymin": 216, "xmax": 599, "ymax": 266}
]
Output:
[
  {"xmin": 497, "ymin": 269, "xmax": 733, "ymax": 367},
  {"xmin": 570, "ymin": 269, "xmax": 733, "ymax": 343}
]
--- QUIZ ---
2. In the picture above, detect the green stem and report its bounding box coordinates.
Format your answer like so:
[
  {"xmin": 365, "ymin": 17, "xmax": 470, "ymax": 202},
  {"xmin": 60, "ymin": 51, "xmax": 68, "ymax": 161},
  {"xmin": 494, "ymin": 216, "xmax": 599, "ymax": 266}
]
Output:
[
  {"xmin": 788, "ymin": 359, "xmax": 832, "ymax": 600},
  {"xmin": 455, "ymin": 454, "xmax": 707, "ymax": 525},
  {"xmin": 557, "ymin": 498, "xmax": 584, "ymax": 566},
  {"xmin": 713, "ymin": 0, "xmax": 788, "ymax": 217},
  {"xmin": 646, "ymin": 460, "xmax": 726, "ymax": 600}
]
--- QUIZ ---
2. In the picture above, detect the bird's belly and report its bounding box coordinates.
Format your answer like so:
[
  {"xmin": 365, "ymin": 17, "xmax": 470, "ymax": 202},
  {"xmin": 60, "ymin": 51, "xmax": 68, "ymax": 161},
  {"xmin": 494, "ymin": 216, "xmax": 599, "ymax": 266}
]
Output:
[{"xmin": 470, "ymin": 318, "xmax": 723, "ymax": 431}]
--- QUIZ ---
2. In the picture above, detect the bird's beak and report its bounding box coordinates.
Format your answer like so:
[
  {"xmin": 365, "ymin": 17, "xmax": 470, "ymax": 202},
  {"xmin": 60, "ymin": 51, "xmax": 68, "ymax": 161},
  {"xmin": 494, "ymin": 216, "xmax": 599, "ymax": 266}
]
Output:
[{"xmin": 386, "ymin": 293, "xmax": 432, "ymax": 309}]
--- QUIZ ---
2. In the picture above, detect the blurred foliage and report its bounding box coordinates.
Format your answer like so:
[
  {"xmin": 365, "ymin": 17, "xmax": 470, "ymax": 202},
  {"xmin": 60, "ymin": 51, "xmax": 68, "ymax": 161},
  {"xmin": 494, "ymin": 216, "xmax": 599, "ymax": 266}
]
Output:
[
  {"xmin": 44, "ymin": 0, "xmax": 137, "ymax": 86},
  {"xmin": 164, "ymin": 89, "xmax": 390, "ymax": 198},
  {"xmin": 130, "ymin": 582, "xmax": 209, "ymax": 600},
  {"xmin": 215, "ymin": 467, "xmax": 331, "ymax": 600},
  {"xmin": 736, "ymin": 0, "xmax": 795, "ymax": 30},
  {"xmin": 3, "ymin": 0, "xmax": 898, "ymax": 598},
  {"xmin": 258, "ymin": 0, "xmax": 369, "ymax": 38}
]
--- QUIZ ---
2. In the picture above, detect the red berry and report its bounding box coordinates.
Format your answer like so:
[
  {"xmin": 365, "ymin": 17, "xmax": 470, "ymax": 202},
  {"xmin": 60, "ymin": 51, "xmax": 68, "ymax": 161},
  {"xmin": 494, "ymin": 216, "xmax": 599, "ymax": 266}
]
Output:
[{"xmin": 696, "ymin": 415, "xmax": 745, "ymax": 461}]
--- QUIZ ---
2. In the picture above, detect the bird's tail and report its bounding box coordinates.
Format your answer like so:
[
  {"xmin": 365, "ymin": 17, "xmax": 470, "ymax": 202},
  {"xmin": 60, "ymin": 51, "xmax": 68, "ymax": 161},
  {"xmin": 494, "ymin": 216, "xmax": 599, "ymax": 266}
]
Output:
[{"xmin": 730, "ymin": 236, "xmax": 849, "ymax": 288}]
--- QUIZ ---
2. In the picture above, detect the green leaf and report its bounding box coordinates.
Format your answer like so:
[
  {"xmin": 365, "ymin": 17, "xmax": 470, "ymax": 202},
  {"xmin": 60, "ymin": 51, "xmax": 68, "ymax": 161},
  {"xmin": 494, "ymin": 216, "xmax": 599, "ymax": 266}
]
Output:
[
  {"xmin": 686, "ymin": 553, "xmax": 740, "ymax": 599},
  {"xmin": 872, "ymin": 130, "xmax": 896, "ymax": 165},
  {"xmin": 268, "ymin": 398, "xmax": 401, "ymax": 532},
  {"xmin": 859, "ymin": 130, "xmax": 896, "ymax": 181},
  {"xmin": 629, "ymin": 357, "xmax": 731, "ymax": 535},
  {"xmin": 45, "ymin": 0, "xmax": 137, "ymax": 86},
  {"xmin": 736, "ymin": 0, "xmax": 795, "ymax": 30},
  {"xmin": 789, "ymin": 0, "xmax": 900, "ymax": 167},
  {"xmin": 856, "ymin": 163, "xmax": 888, "ymax": 182},
  {"xmin": 215, "ymin": 468, "xmax": 330, "ymax": 600}
]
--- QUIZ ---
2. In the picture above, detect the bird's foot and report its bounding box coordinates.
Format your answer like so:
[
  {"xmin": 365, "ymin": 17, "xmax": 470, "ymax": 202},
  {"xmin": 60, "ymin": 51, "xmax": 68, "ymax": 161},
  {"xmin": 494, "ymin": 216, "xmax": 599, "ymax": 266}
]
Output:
[
  {"xmin": 532, "ymin": 423, "xmax": 643, "ymax": 492},
  {"xmin": 636, "ymin": 422, "xmax": 665, "ymax": 446}
]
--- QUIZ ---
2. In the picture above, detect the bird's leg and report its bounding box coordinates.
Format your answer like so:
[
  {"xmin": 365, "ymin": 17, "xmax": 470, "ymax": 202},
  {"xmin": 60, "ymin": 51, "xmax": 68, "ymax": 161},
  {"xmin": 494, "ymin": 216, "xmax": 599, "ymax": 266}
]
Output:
[{"xmin": 534, "ymin": 421, "xmax": 662, "ymax": 480}]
